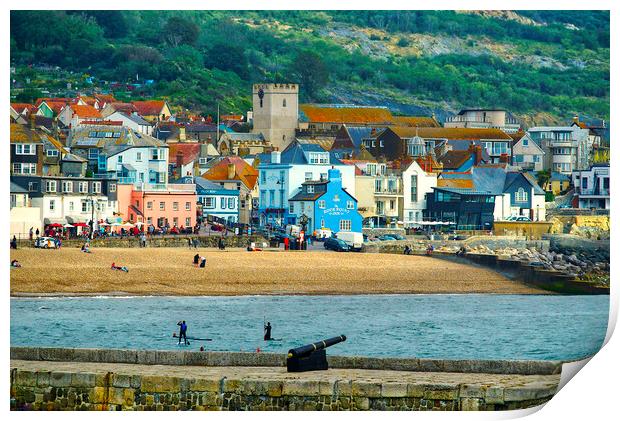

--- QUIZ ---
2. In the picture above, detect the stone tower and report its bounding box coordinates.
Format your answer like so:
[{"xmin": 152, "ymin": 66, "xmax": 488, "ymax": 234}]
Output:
[{"xmin": 251, "ymin": 83, "xmax": 299, "ymax": 151}]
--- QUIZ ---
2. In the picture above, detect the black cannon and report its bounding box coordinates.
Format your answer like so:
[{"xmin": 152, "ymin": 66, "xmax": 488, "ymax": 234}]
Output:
[{"xmin": 286, "ymin": 335, "xmax": 347, "ymax": 372}]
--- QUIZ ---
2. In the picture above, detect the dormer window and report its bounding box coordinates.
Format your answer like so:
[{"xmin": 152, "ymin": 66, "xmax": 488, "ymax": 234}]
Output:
[
  {"xmin": 307, "ymin": 185, "xmax": 314, "ymax": 193},
  {"xmin": 308, "ymin": 152, "xmax": 329, "ymax": 164}
]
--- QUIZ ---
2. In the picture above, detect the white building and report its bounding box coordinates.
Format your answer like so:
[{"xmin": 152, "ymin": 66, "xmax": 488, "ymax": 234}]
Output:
[
  {"xmin": 106, "ymin": 111, "xmax": 153, "ymax": 135},
  {"xmin": 511, "ymin": 131, "xmax": 545, "ymax": 172},
  {"xmin": 527, "ymin": 125, "xmax": 591, "ymax": 174},
  {"xmin": 402, "ymin": 160, "xmax": 437, "ymax": 226},
  {"xmin": 572, "ymin": 164, "xmax": 610, "ymax": 210}
]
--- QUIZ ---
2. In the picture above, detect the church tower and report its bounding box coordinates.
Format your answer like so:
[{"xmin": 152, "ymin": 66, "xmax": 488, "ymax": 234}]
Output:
[{"xmin": 251, "ymin": 83, "xmax": 299, "ymax": 151}]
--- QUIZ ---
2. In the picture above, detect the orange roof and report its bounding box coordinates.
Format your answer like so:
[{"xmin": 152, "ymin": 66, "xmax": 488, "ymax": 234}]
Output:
[
  {"xmin": 384, "ymin": 127, "xmax": 513, "ymax": 140},
  {"xmin": 392, "ymin": 116, "xmax": 439, "ymax": 128},
  {"xmin": 71, "ymin": 104, "xmax": 102, "ymax": 119},
  {"xmin": 300, "ymin": 104, "xmax": 393, "ymax": 124},
  {"xmin": 202, "ymin": 156, "xmax": 258, "ymax": 190},
  {"xmin": 11, "ymin": 103, "xmax": 37, "ymax": 114},
  {"xmin": 437, "ymin": 178, "xmax": 474, "ymax": 188},
  {"xmin": 509, "ymin": 130, "xmax": 526, "ymax": 141},
  {"xmin": 94, "ymin": 93, "xmax": 116, "ymax": 104},
  {"xmin": 35, "ymin": 97, "xmax": 77, "ymax": 107},
  {"xmin": 79, "ymin": 95, "xmax": 97, "ymax": 106},
  {"xmin": 220, "ymin": 114, "xmax": 243, "ymax": 121},
  {"xmin": 132, "ymin": 100, "xmax": 166, "ymax": 116}
]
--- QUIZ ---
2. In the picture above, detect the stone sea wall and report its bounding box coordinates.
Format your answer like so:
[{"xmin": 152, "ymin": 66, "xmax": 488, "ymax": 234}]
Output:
[
  {"xmin": 18, "ymin": 235, "xmax": 268, "ymax": 249},
  {"xmin": 10, "ymin": 348, "xmax": 560, "ymax": 411}
]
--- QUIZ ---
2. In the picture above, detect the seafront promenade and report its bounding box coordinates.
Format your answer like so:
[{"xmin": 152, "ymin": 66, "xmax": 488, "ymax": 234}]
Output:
[
  {"xmin": 10, "ymin": 348, "xmax": 561, "ymax": 411},
  {"xmin": 9, "ymin": 248, "xmax": 544, "ymax": 296}
]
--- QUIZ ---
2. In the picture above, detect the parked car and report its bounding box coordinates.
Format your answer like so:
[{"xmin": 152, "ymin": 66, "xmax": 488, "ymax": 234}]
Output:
[
  {"xmin": 505, "ymin": 215, "xmax": 532, "ymax": 222},
  {"xmin": 323, "ymin": 237, "xmax": 350, "ymax": 252},
  {"xmin": 378, "ymin": 234, "xmax": 396, "ymax": 241},
  {"xmin": 391, "ymin": 234, "xmax": 406, "ymax": 240},
  {"xmin": 34, "ymin": 237, "xmax": 59, "ymax": 249}
]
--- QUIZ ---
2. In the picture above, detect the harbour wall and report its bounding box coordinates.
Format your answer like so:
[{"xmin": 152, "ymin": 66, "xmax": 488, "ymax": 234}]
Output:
[{"xmin": 10, "ymin": 347, "xmax": 561, "ymax": 411}]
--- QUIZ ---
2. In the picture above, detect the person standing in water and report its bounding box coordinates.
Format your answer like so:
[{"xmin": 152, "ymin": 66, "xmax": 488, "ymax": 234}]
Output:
[
  {"xmin": 177, "ymin": 320, "xmax": 188, "ymax": 345},
  {"xmin": 264, "ymin": 321, "xmax": 272, "ymax": 341}
]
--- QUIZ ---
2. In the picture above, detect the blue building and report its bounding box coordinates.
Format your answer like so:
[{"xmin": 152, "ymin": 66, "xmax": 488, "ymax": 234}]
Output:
[
  {"xmin": 174, "ymin": 176, "xmax": 239, "ymax": 223},
  {"xmin": 288, "ymin": 168, "xmax": 362, "ymax": 234}
]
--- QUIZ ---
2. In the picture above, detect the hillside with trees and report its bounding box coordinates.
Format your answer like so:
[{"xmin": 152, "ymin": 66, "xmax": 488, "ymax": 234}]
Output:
[{"xmin": 10, "ymin": 10, "xmax": 609, "ymax": 124}]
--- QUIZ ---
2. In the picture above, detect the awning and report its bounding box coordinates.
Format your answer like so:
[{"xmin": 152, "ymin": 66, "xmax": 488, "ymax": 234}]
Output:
[
  {"xmin": 121, "ymin": 163, "xmax": 137, "ymax": 172},
  {"xmin": 65, "ymin": 216, "xmax": 88, "ymax": 224},
  {"xmin": 43, "ymin": 218, "xmax": 66, "ymax": 225},
  {"xmin": 129, "ymin": 205, "xmax": 143, "ymax": 217}
]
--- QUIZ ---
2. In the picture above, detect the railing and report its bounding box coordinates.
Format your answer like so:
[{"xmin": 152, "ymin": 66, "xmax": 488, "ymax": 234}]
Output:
[{"xmin": 576, "ymin": 188, "xmax": 610, "ymax": 196}]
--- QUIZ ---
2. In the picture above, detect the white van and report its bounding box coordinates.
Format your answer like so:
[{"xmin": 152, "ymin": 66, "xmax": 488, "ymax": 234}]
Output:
[{"xmin": 336, "ymin": 231, "xmax": 364, "ymax": 251}]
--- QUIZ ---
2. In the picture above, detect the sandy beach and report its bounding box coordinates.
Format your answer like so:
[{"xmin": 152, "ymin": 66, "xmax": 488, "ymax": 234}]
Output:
[{"xmin": 9, "ymin": 248, "xmax": 546, "ymax": 296}]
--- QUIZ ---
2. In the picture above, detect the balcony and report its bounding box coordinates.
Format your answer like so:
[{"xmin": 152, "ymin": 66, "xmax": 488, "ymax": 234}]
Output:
[{"xmin": 374, "ymin": 187, "xmax": 403, "ymax": 196}]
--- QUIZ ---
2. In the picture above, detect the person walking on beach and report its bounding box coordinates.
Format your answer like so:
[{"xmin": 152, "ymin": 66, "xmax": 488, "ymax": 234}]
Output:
[
  {"xmin": 10, "ymin": 236, "xmax": 17, "ymax": 250},
  {"xmin": 140, "ymin": 233, "xmax": 147, "ymax": 248},
  {"xmin": 187, "ymin": 237, "xmax": 192, "ymax": 249},
  {"xmin": 29, "ymin": 227, "xmax": 33, "ymax": 241},
  {"xmin": 193, "ymin": 253, "xmax": 200, "ymax": 266},
  {"xmin": 177, "ymin": 320, "xmax": 188, "ymax": 345},
  {"xmin": 35, "ymin": 228, "xmax": 40, "ymax": 237},
  {"xmin": 192, "ymin": 237, "xmax": 198, "ymax": 249},
  {"xmin": 264, "ymin": 322, "xmax": 272, "ymax": 341}
]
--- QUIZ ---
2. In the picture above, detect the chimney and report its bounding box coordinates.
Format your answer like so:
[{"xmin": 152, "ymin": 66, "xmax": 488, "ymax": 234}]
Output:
[
  {"xmin": 29, "ymin": 112, "xmax": 36, "ymax": 130},
  {"xmin": 179, "ymin": 126, "xmax": 186, "ymax": 142},
  {"xmin": 227, "ymin": 163, "xmax": 236, "ymax": 180},
  {"xmin": 475, "ymin": 145, "xmax": 482, "ymax": 166},
  {"xmin": 176, "ymin": 150, "xmax": 184, "ymax": 168},
  {"xmin": 200, "ymin": 143, "xmax": 208, "ymax": 158},
  {"xmin": 271, "ymin": 151, "xmax": 281, "ymax": 164},
  {"xmin": 573, "ymin": 115, "xmax": 579, "ymax": 124},
  {"xmin": 327, "ymin": 168, "xmax": 342, "ymax": 190}
]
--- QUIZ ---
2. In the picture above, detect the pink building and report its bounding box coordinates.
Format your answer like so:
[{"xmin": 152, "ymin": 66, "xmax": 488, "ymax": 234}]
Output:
[{"xmin": 125, "ymin": 184, "xmax": 197, "ymax": 229}]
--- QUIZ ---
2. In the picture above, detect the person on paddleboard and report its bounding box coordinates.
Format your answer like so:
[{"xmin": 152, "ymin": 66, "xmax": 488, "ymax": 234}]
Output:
[
  {"xmin": 177, "ymin": 320, "xmax": 188, "ymax": 345},
  {"xmin": 264, "ymin": 321, "xmax": 272, "ymax": 341}
]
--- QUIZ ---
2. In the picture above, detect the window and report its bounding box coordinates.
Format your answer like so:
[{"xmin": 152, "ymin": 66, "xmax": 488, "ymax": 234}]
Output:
[
  {"xmin": 159, "ymin": 202, "xmax": 165, "ymax": 210},
  {"xmin": 109, "ymin": 183, "xmax": 116, "ymax": 192},
  {"xmin": 28, "ymin": 182, "xmax": 38, "ymax": 192},
  {"xmin": 173, "ymin": 217, "xmax": 178, "ymax": 227},
  {"xmin": 173, "ymin": 202, "xmax": 179, "ymax": 211},
  {"xmin": 522, "ymin": 138, "xmax": 529, "ymax": 146},
  {"xmin": 147, "ymin": 201, "xmax": 153, "ymax": 210},
  {"xmin": 260, "ymin": 191, "xmax": 266, "ymax": 207},
  {"xmin": 289, "ymin": 203, "xmax": 295, "ymax": 214},
  {"xmin": 79, "ymin": 182, "xmax": 88, "ymax": 193},
  {"xmin": 15, "ymin": 144, "xmax": 36, "ymax": 155},
  {"xmin": 136, "ymin": 152, "xmax": 142, "ymax": 161},
  {"xmin": 69, "ymin": 201, "xmax": 74, "ymax": 211},
  {"xmin": 82, "ymin": 201, "xmax": 89, "ymax": 213},
  {"xmin": 185, "ymin": 202, "xmax": 191, "ymax": 211},
  {"xmin": 269, "ymin": 190, "xmax": 275, "ymax": 205},
  {"xmin": 147, "ymin": 217, "xmax": 152, "ymax": 225},
  {"xmin": 13, "ymin": 163, "xmax": 36, "ymax": 175},
  {"xmin": 221, "ymin": 197, "xmax": 227, "ymax": 209},
  {"xmin": 534, "ymin": 155, "xmax": 541, "ymax": 163},
  {"xmin": 282, "ymin": 99, "xmax": 287, "ymax": 107},
  {"xmin": 261, "ymin": 171, "xmax": 266, "ymax": 183},
  {"xmin": 228, "ymin": 198, "xmax": 235, "ymax": 208},
  {"xmin": 375, "ymin": 179, "xmax": 382, "ymax": 192},
  {"xmin": 339, "ymin": 220, "xmax": 351, "ymax": 231},
  {"xmin": 307, "ymin": 185, "xmax": 314, "ymax": 193},
  {"xmin": 515, "ymin": 188, "xmax": 528, "ymax": 202},
  {"xmin": 410, "ymin": 175, "xmax": 418, "ymax": 202},
  {"xmin": 185, "ymin": 217, "xmax": 191, "ymax": 227},
  {"xmin": 45, "ymin": 180, "xmax": 57, "ymax": 193},
  {"xmin": 305, "ymin": 172, "xmax": 312, "ymax": 181},
  {"xmin": 318, "ymin": 200, "xmax": 326, "ymax": 209},
  {"xmin": 515, "ymin": 155, "xmax": 524, "ymax": 163},
  {"xmin": 581, "ymin": 178, "xmax": 588, "ymax": 189},
  {"xmin": 117, "ymin": 155, "xmax": 123, "ymax": 164},
  {"xmin": 92, "ymin": 182, "xmax": 101, "ymax": 194},
  {"xmin": 321, "ymin": 219, "xmax": 325, "ymax": 228},
  {"xmin": 151, "ymin": 148, "xmax": 162, "ymax": 160},
  {"xmin": 135, "ymin": 200, "xmax": 140, "ymax": 207},
  {"xmin": 46, "ymin": 149, "xmax": 59, "ymax": 157},
  {"xmin": 240, "ymin": 199, "xmax": 246, "ymax": 209},
  {"xmin": 308, "ymin": 152, "xmax": 328, "ymax": 164},
  {"xmin": 346, "ymin": 200, "xmax": 354, "ymax": 209},
  {"xmin": 199, "ymin": 157, "xmax": 208, "ymax": 165},
  {"xmin": 88, "ymin": 148, "xmax": 99, "ymax": 160},
  {"xmin": 390, "ymin": 200, "xmax": 395, "ymax": 210},
  {"xmin": 366, "ymin": 163, "xmax": 376, "ymax": 176},
  {"xmin": 203, "ymin": 197, "xmax": 215, "ymax": 209},
  {"xmin": 49, "ymin": 200, "xmax": 55, "ymax": 211},
  {"xmin": 62, "ymin": 181, "xmax": 73, "ymax": 193}
]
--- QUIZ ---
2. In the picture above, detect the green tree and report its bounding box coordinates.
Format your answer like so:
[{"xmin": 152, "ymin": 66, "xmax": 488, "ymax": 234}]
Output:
[
  {"xmin": 205, "ymin": 43, "xmax": 249, "ymax": 79},
  {"xmin": 290, "ymin": 50, "xmax": 329, "ymax": 99},
  {"xmin": 163, "ymin": 16, "xmax": 200, "ymax": 47}
]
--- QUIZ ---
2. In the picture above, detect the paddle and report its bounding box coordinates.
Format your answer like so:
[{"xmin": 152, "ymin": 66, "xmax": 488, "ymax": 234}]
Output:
[{"xmin": 172, "ymin": 333, "xmax": 213, "ymax": 341}]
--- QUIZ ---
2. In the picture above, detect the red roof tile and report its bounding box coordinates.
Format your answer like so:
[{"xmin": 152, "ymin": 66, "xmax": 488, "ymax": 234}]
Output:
[
  {"xmin": 70, "ymin": 104, "xmax": 102, "ymax": 119},
  {"xmin": 132, "ymin": 100, "xmax": 166, "ymax": 116}
]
